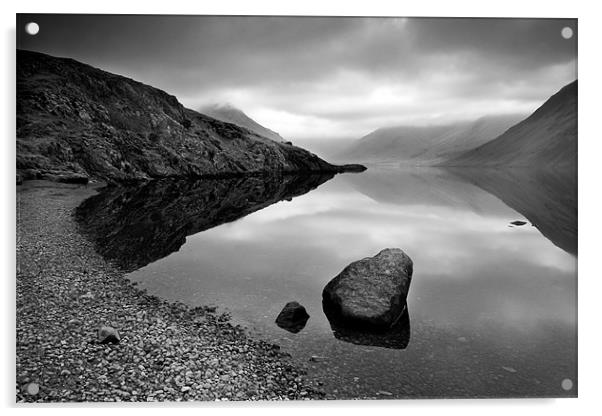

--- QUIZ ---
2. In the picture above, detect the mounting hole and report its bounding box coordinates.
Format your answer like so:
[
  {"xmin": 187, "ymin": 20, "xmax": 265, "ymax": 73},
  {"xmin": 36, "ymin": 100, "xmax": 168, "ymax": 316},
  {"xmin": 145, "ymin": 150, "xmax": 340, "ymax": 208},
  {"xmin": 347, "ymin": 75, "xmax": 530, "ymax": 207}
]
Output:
[
  {"xmin": 561, "ymin": 378, "xmax": 573, "ymax": 391},
  {"xmin": 561, "ymin": 26, "xmax": 573, "ymax": 39},
  {"xmin": 25, "ymin": 22, "xmax": 39, "ymax": 36}
]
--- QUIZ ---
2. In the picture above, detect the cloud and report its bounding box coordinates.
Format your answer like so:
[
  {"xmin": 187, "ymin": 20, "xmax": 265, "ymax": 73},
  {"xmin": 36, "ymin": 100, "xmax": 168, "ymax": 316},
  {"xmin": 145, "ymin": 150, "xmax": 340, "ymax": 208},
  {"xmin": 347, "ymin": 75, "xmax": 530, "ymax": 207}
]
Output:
[{"xmin": 18, "ymin": 15, "xmax": 577, "ymax": 140}]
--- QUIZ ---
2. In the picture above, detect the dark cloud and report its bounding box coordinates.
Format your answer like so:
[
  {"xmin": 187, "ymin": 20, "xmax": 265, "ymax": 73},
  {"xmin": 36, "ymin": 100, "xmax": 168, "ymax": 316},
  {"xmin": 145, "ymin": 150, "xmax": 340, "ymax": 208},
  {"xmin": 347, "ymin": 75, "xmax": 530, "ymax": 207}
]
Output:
[{"xmin": 17, "ymin": 15, "xmax": 577, "ymax": 139}]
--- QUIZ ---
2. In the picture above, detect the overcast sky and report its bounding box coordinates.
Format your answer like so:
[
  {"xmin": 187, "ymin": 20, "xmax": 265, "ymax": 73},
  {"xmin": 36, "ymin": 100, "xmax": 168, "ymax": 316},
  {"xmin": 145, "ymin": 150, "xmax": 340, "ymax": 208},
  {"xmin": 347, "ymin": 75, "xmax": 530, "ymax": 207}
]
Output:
[{"xmin": 17, "ymin": 15, "xmax": 577, "ymax": 141}]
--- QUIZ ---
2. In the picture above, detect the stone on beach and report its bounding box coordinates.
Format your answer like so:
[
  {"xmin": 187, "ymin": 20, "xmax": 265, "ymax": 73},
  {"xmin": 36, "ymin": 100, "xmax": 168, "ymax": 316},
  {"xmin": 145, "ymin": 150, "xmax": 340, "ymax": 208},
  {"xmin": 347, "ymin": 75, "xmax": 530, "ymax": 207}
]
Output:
[
  {"xmin": 98, "ymin": 326, "xmax": 120, "ymax": 344},
  {"xmin": 322, "ymin": 248, "xmax": 413, "ymax": 328}
]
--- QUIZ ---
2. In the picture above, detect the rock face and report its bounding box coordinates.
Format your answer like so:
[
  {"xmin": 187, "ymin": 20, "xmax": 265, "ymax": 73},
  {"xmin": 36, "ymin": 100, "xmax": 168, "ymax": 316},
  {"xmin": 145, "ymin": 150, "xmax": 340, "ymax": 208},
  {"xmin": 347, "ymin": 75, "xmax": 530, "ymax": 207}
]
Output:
[
  {"xmin": 275, "ymin": 301, "xmax": 310, "ymax": 334},
  {"xmin": 98, "ymin": 326, "xmax": 120, "ymax": 344},
  {"xmin": 16, "ymin": 50, "xmax": 355, "ymax": 183},
  {"xmin": 322, "ymin": 248, "xmax": 413, "ymax": 328}
]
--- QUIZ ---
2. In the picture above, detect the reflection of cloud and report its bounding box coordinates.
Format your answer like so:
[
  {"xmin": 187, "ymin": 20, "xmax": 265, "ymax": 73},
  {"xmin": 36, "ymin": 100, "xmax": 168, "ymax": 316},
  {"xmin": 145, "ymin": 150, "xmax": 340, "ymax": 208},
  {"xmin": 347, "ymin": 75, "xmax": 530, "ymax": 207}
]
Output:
[{"xmin": 132, "ymin": 170, "xmax": 575, "ymax": 341}]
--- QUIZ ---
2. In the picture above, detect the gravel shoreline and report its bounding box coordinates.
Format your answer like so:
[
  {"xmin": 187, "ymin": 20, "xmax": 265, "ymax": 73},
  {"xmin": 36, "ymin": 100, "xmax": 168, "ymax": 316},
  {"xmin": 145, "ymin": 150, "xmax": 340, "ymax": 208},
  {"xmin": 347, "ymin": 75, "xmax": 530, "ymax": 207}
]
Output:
[{"xmin": 16, "ymin": 180, "xmax": 325, "ymax": 402}]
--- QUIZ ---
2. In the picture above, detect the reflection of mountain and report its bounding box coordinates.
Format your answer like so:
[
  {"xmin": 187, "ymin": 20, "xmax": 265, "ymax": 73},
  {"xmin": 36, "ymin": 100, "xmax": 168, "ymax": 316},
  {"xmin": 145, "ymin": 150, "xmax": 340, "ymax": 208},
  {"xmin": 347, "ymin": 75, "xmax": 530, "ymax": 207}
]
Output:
[
  {"xmin": 337, "ymin": 114, "xmax": 523, "ymax": 164},
  {"xmin": 323, "ymin": 301, "xmax": 411, "ymax": 349},
  {"xmin": 342, "ymin": 167, "xmax": 512, "ymax": 217},
  {"xmin": 76, "ymin": 174, "xmax": 334, "ymax": 272},
  {"xmin": 447, "ymin": 168, "xmax": 577, "ymax": 255},
  {"xmin": 448, "ymin": 81, "xmax": 577, "ymax": 169},
  {"xmin": 345, "ymin": 167, "xmax": 577, "ymax": 255}
]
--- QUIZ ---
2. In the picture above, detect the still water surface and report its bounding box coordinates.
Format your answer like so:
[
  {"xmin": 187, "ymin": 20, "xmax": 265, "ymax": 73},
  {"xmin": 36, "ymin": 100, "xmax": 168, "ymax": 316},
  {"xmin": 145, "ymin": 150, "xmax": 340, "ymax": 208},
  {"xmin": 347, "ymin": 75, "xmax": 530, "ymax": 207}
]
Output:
[{"xmin": 80, "ymin": 168, "xmax": 577, "ymax": 398}]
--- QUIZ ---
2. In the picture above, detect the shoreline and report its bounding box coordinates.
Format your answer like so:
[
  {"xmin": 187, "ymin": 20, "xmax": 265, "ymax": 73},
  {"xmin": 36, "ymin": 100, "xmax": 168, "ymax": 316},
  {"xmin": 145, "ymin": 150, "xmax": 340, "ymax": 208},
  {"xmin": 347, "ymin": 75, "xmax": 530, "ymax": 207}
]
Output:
[{"xmin": 16, "ymin": 180, "xmax": 325, "ymax": 402}]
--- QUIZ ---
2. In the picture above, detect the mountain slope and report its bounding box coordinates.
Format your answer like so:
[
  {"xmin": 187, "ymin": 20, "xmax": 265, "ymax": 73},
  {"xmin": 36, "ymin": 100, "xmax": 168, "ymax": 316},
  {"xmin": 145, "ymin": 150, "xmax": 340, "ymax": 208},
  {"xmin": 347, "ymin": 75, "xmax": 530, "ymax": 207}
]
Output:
[
  {"xmin": 447, "ymin": 81, "xmax": 577, "ymax": 169},
  {"xmin": 16, "ymin": 50, "xmax": 346, "ymax": 183},
  {"xmin": 338, "ymin": 114, "xmax": 524, "ymax": 165},
  {"xmin": 200, "ymin": 103, "xmax": 285, "ymax": 143}
]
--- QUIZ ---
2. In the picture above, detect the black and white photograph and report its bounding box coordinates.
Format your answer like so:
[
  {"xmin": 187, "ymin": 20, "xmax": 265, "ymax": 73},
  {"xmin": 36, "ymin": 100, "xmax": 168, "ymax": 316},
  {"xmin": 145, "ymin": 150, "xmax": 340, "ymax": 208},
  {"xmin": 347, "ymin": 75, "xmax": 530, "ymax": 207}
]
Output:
[{"xmin": 15, "ymin": 13, "xmax": 578, "ymax": 403}]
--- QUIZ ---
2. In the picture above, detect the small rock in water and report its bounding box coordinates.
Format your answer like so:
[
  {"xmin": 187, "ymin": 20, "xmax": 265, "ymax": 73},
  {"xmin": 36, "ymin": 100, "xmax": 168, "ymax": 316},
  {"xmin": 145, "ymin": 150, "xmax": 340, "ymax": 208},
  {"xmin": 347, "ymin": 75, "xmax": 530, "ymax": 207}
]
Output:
[
  {"xmin": 98, "ymin": 325, "xmax": 120, "ymax": 344},
  {"xmin": 510, "ymin": 220, "xmax": 527, "ymax": 226},
  {"xmin": 502, "ymin": 366, "xmax": 517, "ymax": 373},
  {"xmin": 275, "ymin": 301, "xmax": 310, "ymax": 334}
]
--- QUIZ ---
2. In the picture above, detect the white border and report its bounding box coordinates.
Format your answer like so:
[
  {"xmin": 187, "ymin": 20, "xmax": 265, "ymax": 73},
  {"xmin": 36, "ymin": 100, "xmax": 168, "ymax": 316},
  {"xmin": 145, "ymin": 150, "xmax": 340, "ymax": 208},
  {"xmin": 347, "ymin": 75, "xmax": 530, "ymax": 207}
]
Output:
[{"xmin": 2, "ymin": 1, "xmax": 600, "ymax": 415}]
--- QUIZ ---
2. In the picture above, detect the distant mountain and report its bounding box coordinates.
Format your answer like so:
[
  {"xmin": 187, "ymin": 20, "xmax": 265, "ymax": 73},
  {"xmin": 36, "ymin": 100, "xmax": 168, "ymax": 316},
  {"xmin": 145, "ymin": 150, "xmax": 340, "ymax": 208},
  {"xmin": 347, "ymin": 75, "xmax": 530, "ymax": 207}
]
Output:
[
  {"xmin": 17, "ymin": 50, "xmax": 352, "ymax": 184},
  {"xmin": 338, "ymin": 114, "xmax": 524, "ymax": 165},
  {"xmin": 447, "ymin": 81, "xmax": 577, "ymax": 169},
  {"xmin": 201, "ymin": 103, "xmax": 285, "ymax": 143}
]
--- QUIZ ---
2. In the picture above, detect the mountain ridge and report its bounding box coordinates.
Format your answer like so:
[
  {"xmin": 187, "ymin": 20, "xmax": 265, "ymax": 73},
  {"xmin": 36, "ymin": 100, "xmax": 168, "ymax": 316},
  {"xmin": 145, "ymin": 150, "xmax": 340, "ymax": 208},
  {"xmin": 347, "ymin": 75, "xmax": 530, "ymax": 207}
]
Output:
[
  {"xmin": 338, "ymin": 114, "xmax": 525, "ymax": 165},
  {"xmin": 200, "ymin": 103, "xmax": 285, "ymax": 143},
  {"xmin": 446, "ymin": 81, "xmax": 577, "ymax": 169},
  {"xmin": 16, "ymin": 50, "xmax": 355, "ymax": 183}
]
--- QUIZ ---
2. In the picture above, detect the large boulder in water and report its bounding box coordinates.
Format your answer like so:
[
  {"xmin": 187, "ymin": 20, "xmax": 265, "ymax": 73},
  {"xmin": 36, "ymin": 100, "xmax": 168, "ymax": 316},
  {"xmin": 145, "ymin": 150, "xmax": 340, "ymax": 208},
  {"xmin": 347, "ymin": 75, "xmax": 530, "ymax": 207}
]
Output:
[
  {"xmin": 322, "ymin": 248, "xmax": 413, "ymax": 328},
  {"xmin": 275, "ymin": 301, "xmax": 310, "ymax": 333}
]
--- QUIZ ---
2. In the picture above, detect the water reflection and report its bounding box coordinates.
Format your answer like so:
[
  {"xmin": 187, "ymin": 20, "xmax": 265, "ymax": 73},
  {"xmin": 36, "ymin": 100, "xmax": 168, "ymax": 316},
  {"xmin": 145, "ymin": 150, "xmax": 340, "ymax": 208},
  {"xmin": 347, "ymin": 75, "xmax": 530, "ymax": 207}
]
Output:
[
  {"xmin": 75, "ymin": 167, "xmax": 577, "ymax": 398},
  {"xmin": 323, "ymin": 301, "xmax": 411, "ymax": 349},
  {"xmin": 76, "ymin": 174, "xmax": 334, "ymax": 272},
  {"xmin": 446, "ymin": 168, "xmax": 577, "ymax": 255}
]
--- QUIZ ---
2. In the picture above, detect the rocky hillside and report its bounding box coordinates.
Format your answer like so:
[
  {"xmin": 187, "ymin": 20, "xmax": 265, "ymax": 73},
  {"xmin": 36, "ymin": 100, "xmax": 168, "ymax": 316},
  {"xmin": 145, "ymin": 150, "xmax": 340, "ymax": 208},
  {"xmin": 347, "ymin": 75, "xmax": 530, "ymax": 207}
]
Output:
[
  {"xmin": 200, "ymin": 103, "xmax": 285, "ymax": 143},
  {"xmin": 447, "ymin": 81, "xmax": 577, "ymax": 169},
  {"xmin": 17, "ymin": 50, "xmax": 349, "ymax": 183},
  {"xmin": 337, "ymin": 114, "xmax": 524, "ymax": 165}
]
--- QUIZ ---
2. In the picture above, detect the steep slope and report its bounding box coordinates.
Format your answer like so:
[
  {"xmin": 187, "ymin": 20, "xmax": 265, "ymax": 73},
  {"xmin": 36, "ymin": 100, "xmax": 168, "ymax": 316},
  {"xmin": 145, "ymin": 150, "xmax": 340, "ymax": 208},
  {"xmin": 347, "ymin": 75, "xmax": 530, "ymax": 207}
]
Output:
[
  {"xmin": 338, "ymin": 115, "xmax": 523, "ymax": 165},
  {"xmin": 16, "ymin": 50, "xmax": 346, "ymax": 183},
  {"xmin": 200, "ymin": 103, "xmax": 285, "ymax": 143},
  {"xmin": 447, "ymin": 81, "xmax": 577, "ymax": 169}
]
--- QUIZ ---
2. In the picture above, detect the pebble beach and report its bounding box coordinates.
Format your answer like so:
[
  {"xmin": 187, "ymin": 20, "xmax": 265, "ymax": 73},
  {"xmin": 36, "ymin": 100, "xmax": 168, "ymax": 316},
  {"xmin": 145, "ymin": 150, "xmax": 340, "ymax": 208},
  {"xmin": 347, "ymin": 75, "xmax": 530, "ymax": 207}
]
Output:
[{"xmin": 16, "ymin": 181, "xmax": 324, "ymax": 403}]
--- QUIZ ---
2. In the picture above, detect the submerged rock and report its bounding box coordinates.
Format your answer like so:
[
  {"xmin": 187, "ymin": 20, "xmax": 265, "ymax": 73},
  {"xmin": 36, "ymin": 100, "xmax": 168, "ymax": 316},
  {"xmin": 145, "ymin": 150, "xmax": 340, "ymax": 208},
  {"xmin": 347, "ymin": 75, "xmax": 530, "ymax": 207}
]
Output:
[
  {"xmin": 322, "ymin": 248, "xmax": 413, "ymax": 328},
  {"xmin": 275, "ymin": 301, "xmax": 310, "ymax": 333},
  {"xmin": 324, "ymin": 304, "xmax": 411, "ymax": 349},
  {"xmin": 98, "ymin": 326, "xmax": 120, "ymax": 344}
]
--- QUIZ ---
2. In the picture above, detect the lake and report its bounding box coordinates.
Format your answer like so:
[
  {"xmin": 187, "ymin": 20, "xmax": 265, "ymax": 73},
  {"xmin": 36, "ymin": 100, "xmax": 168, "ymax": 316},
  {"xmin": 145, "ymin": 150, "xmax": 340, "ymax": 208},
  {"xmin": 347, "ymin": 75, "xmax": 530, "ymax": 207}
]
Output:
[{"xmin": 76, "ymin": 167, "xmax": 577, "ymax": 398}]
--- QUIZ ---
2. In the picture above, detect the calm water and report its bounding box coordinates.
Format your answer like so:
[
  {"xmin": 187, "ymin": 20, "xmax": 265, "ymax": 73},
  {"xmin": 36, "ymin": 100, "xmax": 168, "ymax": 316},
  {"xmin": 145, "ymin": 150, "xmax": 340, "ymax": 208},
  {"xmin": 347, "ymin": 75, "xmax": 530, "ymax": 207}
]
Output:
[{"xmin": 77, "ymin": 167, "xmax": 577, "ymax": 398}]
